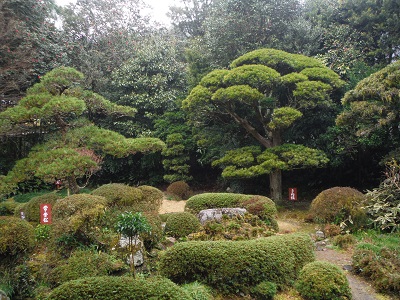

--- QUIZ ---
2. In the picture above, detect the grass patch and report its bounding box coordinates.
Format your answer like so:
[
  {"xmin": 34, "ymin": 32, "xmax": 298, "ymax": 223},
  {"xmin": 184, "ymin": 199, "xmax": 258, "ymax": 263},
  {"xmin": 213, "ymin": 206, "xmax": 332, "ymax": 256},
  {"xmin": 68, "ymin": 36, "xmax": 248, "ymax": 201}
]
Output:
[{"xmin": 353, "ymin": 229, "xmax": 400, "ymax": 252}]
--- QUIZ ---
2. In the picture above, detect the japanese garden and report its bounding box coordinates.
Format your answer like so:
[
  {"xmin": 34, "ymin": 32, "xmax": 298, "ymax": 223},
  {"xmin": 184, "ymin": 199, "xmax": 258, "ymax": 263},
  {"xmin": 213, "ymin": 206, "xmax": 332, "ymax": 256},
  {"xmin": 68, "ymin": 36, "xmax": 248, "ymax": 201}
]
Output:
[{"xmin": 0, "ymin": 0, "xmax": 399, "ymax": 299}]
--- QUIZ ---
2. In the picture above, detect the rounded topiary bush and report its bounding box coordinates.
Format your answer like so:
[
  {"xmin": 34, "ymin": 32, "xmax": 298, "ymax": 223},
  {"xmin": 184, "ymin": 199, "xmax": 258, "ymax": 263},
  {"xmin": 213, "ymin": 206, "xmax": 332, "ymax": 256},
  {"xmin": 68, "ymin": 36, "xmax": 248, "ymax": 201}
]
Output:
[
  {"xmin": 91, "ymin": 183, "xmax": 143, "ymax": 208},
  {"xmin": 137, "ymin": 185, "xmax": 164, "ymax": 212},
  {"xmin": 310, "ymin": 187, "xmax": 367, "ymax": 230},
  {"xmin": 0, "ymin": 216, "xmax": 35, "ymax": 256},
  {"xmin": 0, "ymin": 199, "xmax": 19, "ymax": 216},
  {"xmin": 165, "ymin": 212, "xmax": 201, "ymax": 238},
  {"xmin": 15, "ymin": 192, "xmax": 61, "ymax": 223},
  {"xmin": 296, "ymin": 261, "xmax": 351, "ymax": 300},
  {"xmin": 51, "ymin": 194, "xmax": 108, "ymax": 253},
  {"xmin": 185, "ymin": 193, "xmax": 251, "ymax": 214},
  {"xmin": 166, "ymin": 181, "xmax": 192, "ymax": 200},
  {"xmin": 241, "ymin": 195, "xmax": 278, "ymax": 231},
  {"xmin": 49, "ymin": 249, "xmax": 127, "ymax": 285},
  {"xmin": 46, "ymin": 276, "xmax": 191, "ymax": 300},
  {"xmin": 251, "ymin": 281, "xmax": 277, "ymax": 300},
  {"xmin": 159, "ymin": 233, "xmax": 314, "ymax": 293}
]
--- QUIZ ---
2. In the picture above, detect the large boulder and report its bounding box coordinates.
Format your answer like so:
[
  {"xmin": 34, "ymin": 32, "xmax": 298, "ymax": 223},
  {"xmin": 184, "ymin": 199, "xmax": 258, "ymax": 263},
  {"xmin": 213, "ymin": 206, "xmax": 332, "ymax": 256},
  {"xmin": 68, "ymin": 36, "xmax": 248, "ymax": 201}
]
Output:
[{"xmin": 198, "ymin": 207, "xmax": 247, "ymax": 225}]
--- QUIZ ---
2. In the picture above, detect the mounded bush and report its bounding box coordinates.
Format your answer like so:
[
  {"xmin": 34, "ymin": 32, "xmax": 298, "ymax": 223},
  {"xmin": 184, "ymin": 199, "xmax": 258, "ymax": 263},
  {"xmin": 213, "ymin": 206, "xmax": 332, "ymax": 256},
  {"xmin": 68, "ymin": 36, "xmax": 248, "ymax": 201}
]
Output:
[
  {"xmin": 185, "ymin": 193, "xmax": 252, "ymax": 214},
  {"xmin": 166, "ymin": 181, "xmax": 192, "ymax": 200},
  {"xmin": 242, "ymin": 195, "xmax": 278, "ymax": 231},
  {"xmin": 0, "ymin": 216, "xmax": 35, "ymax": 256},
  {"xmin": 51, "ymin": 194, "xmax": 108, "ymax": 253},
  {"xmin": 141, "ymin": 212, "xmax": 163, "ymax": 250},
  {"xmin": 165, "ymin": 212, "xmax": 201, "ymax": 238},
  {"xmin": 251, "ymin": 281, "xmax": 277, "ymax": 300},
  {"xmin": 46, "ymin": 276, "xmax": 191, "ymax": 300},
  {"xmin": 310, "ymin": 187, "xmax": 367, "ymax": 230},
  {"xmin": 295, "ymin": 261, "xmax": 351, "ymax": 300},
  {"xmin": 0, "ymin": 199, "xmax": 19, "ymax": 216},
  {"xmin": 159, "ymin": 233, "xmax": 314, "ymax": 293},
  {"xmin": 14, "ymin": 192, "xmax": 61, "ymax": 223},
  {"xmin": 91, "ymin": 183, "xmax": 143, "ymax": 207},
  {"xmin": 137, "ymin": 185, "xmax": 164, "ymax": 212},
  {"xmin": 50, "ymin": 249, "xmax": 127, "ymax": 285}
]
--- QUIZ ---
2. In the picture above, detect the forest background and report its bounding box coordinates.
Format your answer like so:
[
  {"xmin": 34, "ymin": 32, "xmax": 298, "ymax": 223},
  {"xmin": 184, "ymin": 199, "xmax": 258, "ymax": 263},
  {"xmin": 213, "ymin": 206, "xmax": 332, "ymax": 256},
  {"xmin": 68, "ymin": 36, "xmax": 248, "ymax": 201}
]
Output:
[{"xmin": 1, "ymin": 0, "xmax": 399, "ymax": 201}]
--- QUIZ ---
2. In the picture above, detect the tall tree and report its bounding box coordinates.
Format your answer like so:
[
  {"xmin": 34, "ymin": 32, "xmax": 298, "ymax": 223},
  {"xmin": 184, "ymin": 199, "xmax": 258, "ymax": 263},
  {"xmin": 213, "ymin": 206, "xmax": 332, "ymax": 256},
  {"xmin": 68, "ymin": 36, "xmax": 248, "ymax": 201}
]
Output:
[
  {"xmin": 0, "ymin": 67, "xmax": 164, "ymax": 195},
  {"xmin": 183, "ymin": 49, "xmax": 344, "ymax": 201}
]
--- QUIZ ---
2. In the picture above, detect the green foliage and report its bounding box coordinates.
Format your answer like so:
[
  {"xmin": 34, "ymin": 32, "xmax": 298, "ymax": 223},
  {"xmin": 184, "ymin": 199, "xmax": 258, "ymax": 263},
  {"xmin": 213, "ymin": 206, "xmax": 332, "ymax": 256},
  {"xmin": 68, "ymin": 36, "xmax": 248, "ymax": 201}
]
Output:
[
  {"xmin": 295, "ymin": 261, "xmax": 351, "ymax": 300},
  {"xmin": 51, "ymin": 194, "xmax": 108, "ymax": 253},
  {"xmin": 140, "ymin": 212, "xmax": 163, "ymax": 251},
  {"xmin": 364, "ymin": 161, "xmax": 400, "ymax": 232},
  {"xmin": 34, "ymin": 224, "xmax": 52, "ymax": 242},
  {"xmin": 251, "ymin": 281, "xmax": 277, "ymax": 300},
  {"xmin": 162, "ymin": 133, "xmax": 193, "ymax": 183},
  {"xmin": 50, "ymin": 249, "xmax": 127, "ymax": 285},
  {"xmin": 352, "ymin": 230, "xmax": 400, "ymax": 294},
  {"xmin": 0, "ymin": 199, "xmax": 19, "ymax": 216},
  {"xmin": 159, "ymin": 233, "xmax": 314, "ymax": 294},
  {"xmin": 166, "ymin": 181, "xmax": 192, "ymax": 200},
  {"xmin": 14, "ymin": 192, "xmax": 61, "ymax": 223},
  {"xmin": 46, "ymin": 276, "xmax": 191, "ymax": 300},
  {"xmin": 181, "ymin": 281, "xmax": 214, "ymax": 300},
  {"xmin": 115, "ymin": 211, "xmax": 151, "ymax": 240},
  {"xmin": 136, "ymin": 185, "xmax": 164, "ymax": 213},
  {"xmin": 310, "ymin": 187, "xmax": 368, "ymax": 230},
  {"xmin": 91, "ymin": 183, "xmax": 143, "ymax": 207},
  {"xmin": 242, "ymin": 196, "xmax": 278, "ymax": 230},
  {"xmin": 189, "ymin": 214, "xmax": 276, "ymax": 241},
  {"xmin": 185, "ymin": 193, "xmax": 252, "ymax": 214},
  {"xmin": 268, "ymin": 107, "xmax": 303, "ymax": 130},
  {"xmin": 333, "ymin": 234, "xmax": 356, "ymax": 250},
  {"xmin": 165, "ymin": 212, "xmax": 201, "ymax": 238},
  {"xmin": 0, "ymin": 217, "xmax": 35, "ymax": 256},
  {"xmin": 213, "ymin": 144, "xmax": 329, "ymax": 179}
]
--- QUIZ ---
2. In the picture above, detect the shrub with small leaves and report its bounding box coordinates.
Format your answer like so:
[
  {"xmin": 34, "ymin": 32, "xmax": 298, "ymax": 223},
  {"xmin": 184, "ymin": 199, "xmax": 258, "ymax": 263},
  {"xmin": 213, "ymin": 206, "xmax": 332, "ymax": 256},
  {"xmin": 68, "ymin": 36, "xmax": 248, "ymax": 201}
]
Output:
[
  {"xmin": 49, "ymin": 249, "xmax": 127, "ymax": 285},
  {"xmin": 166, "ymin": 181, "xmax": 192, "ymax": 200},
  {"xmin": 137, "ymin": 185, "xmax": 164, "ymax": 212},
  {"xmin": 251, "ymin": 281, "xmax": 277, "ymax": 300},
  {"xmin": 333, "ymin": 234, "xmax": 356, "ymax": 250},
  {"xmin": 0, "ymin": 216, "xmax": 35, "ymax": 256},
  {"xmin": 241, "ymin": 195, "xmax": 278, "ymax": 231},
  {"xmin": 0, "ymin": 198, "xmax": 19, "ymax": 216},
  {"xmin": 46, "ymin": 276, "xmax": 191, "ymax": 300},
  {"xmin": 185, "ymin": 193, "xmax": 251, "ymax": 214},
  {"xmin": 295, "ymin": 261, "xmax": 351, "ymax": 300},
  {"xmin": 91, "ymin": 183, "xmax": 143, "ymax": 208},
  {"xmin": 181, "ymin": 281, "xmax": 214, "ymax": 300},
  {"xmin": 165, "ymin": 212, "xmax": 201, "ymax": 238},
  {"xmin": 34, "ymin": 224, "xmax": 52, "ymax": 242},
  {"xmin": 310, "ymin": 187, "xmax": 367, "ymax": 230}
]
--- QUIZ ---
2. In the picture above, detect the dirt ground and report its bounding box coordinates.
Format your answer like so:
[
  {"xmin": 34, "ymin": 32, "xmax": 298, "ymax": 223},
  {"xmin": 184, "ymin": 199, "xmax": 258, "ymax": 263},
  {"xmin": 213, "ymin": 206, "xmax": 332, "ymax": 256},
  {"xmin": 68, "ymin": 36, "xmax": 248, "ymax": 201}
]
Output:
[{"xmin": 158, "ymin": 198, "xmax": 395, "ymax": 300}]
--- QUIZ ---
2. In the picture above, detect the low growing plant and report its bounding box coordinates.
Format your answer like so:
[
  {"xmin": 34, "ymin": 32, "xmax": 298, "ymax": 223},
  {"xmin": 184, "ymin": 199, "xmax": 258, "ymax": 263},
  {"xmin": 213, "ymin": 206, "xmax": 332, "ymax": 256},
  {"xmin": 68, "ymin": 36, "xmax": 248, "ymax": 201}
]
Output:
[{"xmin": 165, "ymin": 212, "xmax": 201, "ymax": 239}]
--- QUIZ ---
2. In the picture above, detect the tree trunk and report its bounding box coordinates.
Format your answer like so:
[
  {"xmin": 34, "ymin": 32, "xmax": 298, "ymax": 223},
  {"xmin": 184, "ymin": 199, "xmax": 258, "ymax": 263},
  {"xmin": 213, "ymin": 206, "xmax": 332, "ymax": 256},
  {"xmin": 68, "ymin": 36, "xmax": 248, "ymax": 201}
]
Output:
[
  {"xmin": 66, "ymin": 175, "xmax": 80, "ymax": 195},
  {"xmin": 269, "ymin": 169, "xmax": 282, "ymax": 202}
]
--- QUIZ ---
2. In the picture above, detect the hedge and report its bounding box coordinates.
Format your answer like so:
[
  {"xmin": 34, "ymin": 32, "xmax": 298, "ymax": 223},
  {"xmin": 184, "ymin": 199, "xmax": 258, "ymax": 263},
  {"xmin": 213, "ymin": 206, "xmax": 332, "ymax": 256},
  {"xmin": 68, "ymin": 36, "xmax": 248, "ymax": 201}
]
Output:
[
  {"xmin": 185, "ymin": 193, "xmax": 255, "ymax": 214},
  {"xmin": 46, "ymin": 276, "xmax": 191, "ymax": 300},
  {"xmin": 159, "ymin": 233, "xmax": 314, "ymax": 294}
]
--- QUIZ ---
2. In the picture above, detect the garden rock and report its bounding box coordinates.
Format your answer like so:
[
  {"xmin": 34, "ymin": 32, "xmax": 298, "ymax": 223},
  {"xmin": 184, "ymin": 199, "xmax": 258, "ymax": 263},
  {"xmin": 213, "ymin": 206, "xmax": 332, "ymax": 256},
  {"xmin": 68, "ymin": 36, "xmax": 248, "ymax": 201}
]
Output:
[
  {"xmin": 315, "ymin": 230, "xmax": 325, "ymax": 240},
  {"xmin": 198, "ymin": 208, "xmax": 247, "ymax": 225},
  {"xmin": 119, "ymin": 236, "xmax": 144, "ymax": 266}
]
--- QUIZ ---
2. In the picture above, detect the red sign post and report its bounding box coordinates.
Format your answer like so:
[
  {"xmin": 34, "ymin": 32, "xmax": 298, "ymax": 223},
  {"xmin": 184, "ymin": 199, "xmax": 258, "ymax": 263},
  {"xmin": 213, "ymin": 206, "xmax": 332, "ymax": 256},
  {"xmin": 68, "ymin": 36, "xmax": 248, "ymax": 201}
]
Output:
[
  {"xmin": 40, "ymin": 204, "xmax": 52, "ymax": 224},
  {"xmin": 289, "ymin": 188, "xmax": 298, "ymax": 201}
]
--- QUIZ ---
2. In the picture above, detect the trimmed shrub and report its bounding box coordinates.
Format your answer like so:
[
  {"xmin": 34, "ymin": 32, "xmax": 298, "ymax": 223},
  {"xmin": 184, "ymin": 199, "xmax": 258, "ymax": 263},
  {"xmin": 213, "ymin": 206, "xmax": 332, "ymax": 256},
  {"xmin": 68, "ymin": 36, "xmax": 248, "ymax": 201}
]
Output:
[
  {"xmin": 181, "ymin": 281, "xmax": 214, "ymax": 300},
  {"xmin": 242, "ymin": 195, "xmax": 278, "ymax": 231},
  {"xmin": 251, "ymin": 281, "xmax": 277, "ymax": 300},
  {"xmin": 137, "ymin": 185, "xmax": 164, "ymax": 212},
  {"xmin": 159, "ymin": 233, "xmax": 314, "ymax": 294},
  {"xmin": 166, "ymin": 181, "xmax": 192, "ymax": 200},
  {"xmin": 295, "ymin": 261, "xmax": 351, "ymax": 300},
  {"xmin": 185, "ymin": 193, "xmax": 252, "ymax": 214},
  {"xmin": 353, "ymin": 245, "xmax": 400, "ymax": 294},
  {"xmin": 51, "ymin": 194, "xmax": 108, "ymax": 253},
  {"xmin": 0, "ymin": 199, "xmax": 19, "ymax": 216},
  {"xmin": 46, "ymin": 276, "xmax": 191, "ymax": 300},
  {"xmin": 49, "ymin": 249, "xmax": 127, "ymax": 285},
  {"xmin": 0, "ymin": 216, "xmax": 35, "ymax": 256},
  {"xmin": 333, "ymin": 234, "xmax": 356, "ymax": 250},
  {"xmin": 165, "ymin": 212, "xmax": 201, "ymax": 238},
  {"xmin": 14, "ymin": 192, "xmax": 61, "ymax": 223},
  {"xmin": 310, "ymin": 187, "xmax": 367, "ymax": 230},
  {"xmin": 189, "ymin": 214, "xmax": 276, "ymax": 241},
  {"xmin": 91, "ymin": 183, "xmax": 143, "ymax": 208}
]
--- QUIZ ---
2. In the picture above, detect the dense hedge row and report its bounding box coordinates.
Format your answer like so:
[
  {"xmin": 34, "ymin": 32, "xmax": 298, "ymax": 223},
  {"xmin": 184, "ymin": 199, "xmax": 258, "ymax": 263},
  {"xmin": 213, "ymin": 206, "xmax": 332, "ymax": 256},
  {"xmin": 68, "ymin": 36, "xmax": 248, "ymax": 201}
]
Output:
[
  {"xmin": 46, "ymin": 276, "xmax": 191, "ymax": 300},
  {"xmin": 185, "ymin": 193, "xmax": 251, "ymax": 213},
  {"xmin": 159, "ymin": 233, "xmax": 314, "ymax": 294}
]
